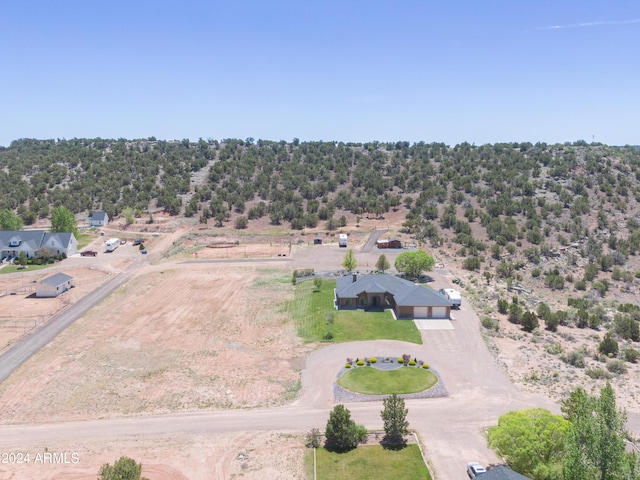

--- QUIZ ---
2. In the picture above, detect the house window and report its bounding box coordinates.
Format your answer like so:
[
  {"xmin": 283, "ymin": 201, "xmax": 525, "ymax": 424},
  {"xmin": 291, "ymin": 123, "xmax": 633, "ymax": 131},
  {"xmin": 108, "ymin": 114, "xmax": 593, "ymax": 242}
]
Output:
[{"xmin": 344, "ymin": 299, "xmax": 351, "ymax": 306}]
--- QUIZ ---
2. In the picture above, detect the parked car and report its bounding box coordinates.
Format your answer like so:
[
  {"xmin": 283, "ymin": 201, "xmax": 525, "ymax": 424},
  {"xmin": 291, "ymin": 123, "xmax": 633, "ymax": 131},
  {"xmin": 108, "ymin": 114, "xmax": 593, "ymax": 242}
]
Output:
[
  {"xmin": 467, "ymin": 462, "xmax": 486, "ymax": 478},
  {"xmin": 132, "ymin": 238, "xmax": 144, "ymax": 246},
  {"xmin": 141, "ymin": 249, "xmax": 148, "ymax": 254},
  {"xmin": 119, "ymin": 239, "xmax": 127, "ymax": 245},
  {"xmin": 80, "ymin": 250, "xmax": 97, "ymax": 257}
]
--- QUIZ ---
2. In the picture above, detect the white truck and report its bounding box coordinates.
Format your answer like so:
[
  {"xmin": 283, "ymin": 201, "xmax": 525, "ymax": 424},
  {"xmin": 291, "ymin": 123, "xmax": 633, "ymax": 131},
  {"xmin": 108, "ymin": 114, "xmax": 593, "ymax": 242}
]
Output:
[
  {"xmin": 105, "ymin": 238, "xmax": 120, "ymax": 252},
  {"xmin": 339, "ymin": 234, "xmax": 348, "ymax": 247},
  {"xmin": 439, "ymin": 288, "xmax": 462, "ymax": 309}
]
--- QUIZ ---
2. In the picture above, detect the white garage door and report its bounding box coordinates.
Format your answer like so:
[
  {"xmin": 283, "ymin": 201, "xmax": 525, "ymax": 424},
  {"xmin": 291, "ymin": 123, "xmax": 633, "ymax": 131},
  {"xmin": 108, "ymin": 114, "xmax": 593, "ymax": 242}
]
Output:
[
  {"xmin": 431, "ymin": 307, "xmax": 448, "ymax": 319},
  {"xmin": 413, "ymin": 307, "xmax": 428, "ymax": 318}
]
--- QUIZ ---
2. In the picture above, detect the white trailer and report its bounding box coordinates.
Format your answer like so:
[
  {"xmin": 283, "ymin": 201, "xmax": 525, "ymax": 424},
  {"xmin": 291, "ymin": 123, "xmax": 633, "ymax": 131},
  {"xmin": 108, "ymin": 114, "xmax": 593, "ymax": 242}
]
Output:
[
  {"xmin": 105, "ymin": 238, "xmax": 120, "ymax": 252},
  {"xmin": 439, "ymin": 288, "xmax": 462, "ymax": 309},
  {"xmin": 339, "ymin": 234, "xmax": 348, "ymax": 247}
]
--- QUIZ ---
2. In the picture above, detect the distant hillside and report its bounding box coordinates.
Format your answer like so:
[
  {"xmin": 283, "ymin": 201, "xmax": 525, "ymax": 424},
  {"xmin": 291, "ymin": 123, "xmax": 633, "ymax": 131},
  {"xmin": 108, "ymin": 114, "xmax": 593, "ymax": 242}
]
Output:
[{"xmin": 3, "ymin": 137, "xmax": 640, "ymax": 301}]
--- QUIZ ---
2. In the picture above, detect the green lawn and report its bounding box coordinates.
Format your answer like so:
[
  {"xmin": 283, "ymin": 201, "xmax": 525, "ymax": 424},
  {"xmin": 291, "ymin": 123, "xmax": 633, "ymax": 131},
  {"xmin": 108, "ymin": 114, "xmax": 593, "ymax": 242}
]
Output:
[
  {"xmin": 0, "ymin": 263, "xmax": 52, "ymax": 274},
  {"xmin": 76, "ymin": 232, "xmax": 95, "ymax": 249},
  {"xmin": 306, "ymin": 444, "xmax": 432, "ymax": 480},
  {"xmin": 290, "ymin": 278, "xmax": 422, "ymax": 344},
  {"xmin": 337, "ymin": 366, "xmax": 438, "ymax": 395}
]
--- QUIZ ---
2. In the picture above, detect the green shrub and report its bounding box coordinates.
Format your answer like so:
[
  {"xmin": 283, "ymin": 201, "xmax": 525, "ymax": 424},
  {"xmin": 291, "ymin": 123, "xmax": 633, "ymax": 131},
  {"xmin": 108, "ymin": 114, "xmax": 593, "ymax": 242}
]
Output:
[
  {"xmin": 585, "ymin": 367, "xmax": 613, "ymax": 380},
  {"xmin": 408, "ymin": 360, "xmax": 416, "ymax": 366},
  {"xmin": 606, "ymin": 360, "xmax": 627, "ymax": 375},
  {"xmin": 544, "ymin": 343, "xmax": 564, "ymax": 355},
  {"xmin": 422, "ymin": 363, "xmax": 429, "ymax": 369},
  {"xmin": 561, "ymin": 349, "xmax": 586, "ymax": 368},
  {"xmin": 481, "ymin": 316, "xmax": 499, "ymax": 331},
  {"xmin": 345, "ymin": 363, "xmax": 352, "ymax": 368},
  {"xmin": 497, "ymin": 298, "xmax": 509, "ymax": 314},
  {"xmin": 545, "ymin": 314, "xmax": 559, "ymax": 332},
  {"xmin": 521, "ymin": 311, "xmax": 539, "ymax": 332},
  {"xmin": 624, "ymin": 348, "xmax": 639, "ymax": 363},
  {"xmin": 369, "ymin": 357, "xmax": 377, "ymax": 364},
  {"xmin": 599, "ymin": 332, "xmax": 619, "ymax": 356},
  {"xmin": 356, "ymin": 359, "xmax": 364, "ymax": 366},
  {"xmin": 398, "ymin": 357, "xmax": 404, "ymax": 364}
]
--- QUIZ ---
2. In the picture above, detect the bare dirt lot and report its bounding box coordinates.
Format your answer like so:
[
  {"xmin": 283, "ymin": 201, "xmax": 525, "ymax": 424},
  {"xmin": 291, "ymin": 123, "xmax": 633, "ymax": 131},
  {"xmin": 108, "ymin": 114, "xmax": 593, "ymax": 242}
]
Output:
[
  {"xmin": 0, "ymin": 431, "xmax": 306, "ymax": 480},
  {"xmin": 0, "ymin": 260, "xmax": 309, "ymax": 424},
  {"xmin": 0, "ymin": 265, "xmax": 111, "ymax": 353}
]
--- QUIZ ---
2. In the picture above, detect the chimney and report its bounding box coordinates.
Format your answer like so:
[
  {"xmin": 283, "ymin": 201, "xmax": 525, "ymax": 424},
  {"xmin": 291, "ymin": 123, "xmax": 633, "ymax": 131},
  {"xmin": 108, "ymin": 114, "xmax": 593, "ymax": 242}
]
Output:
[{"xmin": 352, "ymin": 273, "xmax": 357, "ymax": 283}]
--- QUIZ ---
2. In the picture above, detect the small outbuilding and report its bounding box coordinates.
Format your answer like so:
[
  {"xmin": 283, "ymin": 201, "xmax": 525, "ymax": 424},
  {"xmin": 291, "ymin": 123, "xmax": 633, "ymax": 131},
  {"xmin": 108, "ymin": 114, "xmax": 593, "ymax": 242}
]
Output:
[
  {"xmin": 36, "ymin": 273, "xmax": 74, "ymax": 298},
  {"xmin": 90, "ymin": 211, "xmax": 109, "ymax": 227},
  {"xmin": 377, "ymin": 238, "xmax": 403, "ymax": 249},
  {"xmin": 313, "ymin": 237, "xmax": 323, "ymax": 245}
]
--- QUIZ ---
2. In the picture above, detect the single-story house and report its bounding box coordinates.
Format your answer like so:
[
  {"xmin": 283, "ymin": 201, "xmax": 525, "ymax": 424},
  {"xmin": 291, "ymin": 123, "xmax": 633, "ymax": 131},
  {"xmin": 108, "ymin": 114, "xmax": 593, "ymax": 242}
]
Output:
[
  {"xmin": 90, "ymin": 211, "xmax": 109, "ymax": 227},
  {"xmin": 0, "ymin": 231, "xmax": 78, "ymax": 259},
  {"xmin": 481, "ymin": 466, "xmax": 532, "ymax": 480},
  {"xmin": 376, "ymin": 238, "xmax": 403, "ymax": 249},
  {"xmin": 335, "ymin": 273, "xmax": 452, "ymax": 319},
  {"xmin": 36, "ymin": 272, "xmax": 74, "ymax": 298}
]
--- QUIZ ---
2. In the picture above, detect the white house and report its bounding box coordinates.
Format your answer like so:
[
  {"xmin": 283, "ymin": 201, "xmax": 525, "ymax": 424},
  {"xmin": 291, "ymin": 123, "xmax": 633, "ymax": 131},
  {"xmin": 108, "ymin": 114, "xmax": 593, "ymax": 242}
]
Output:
[
  {"xmin": 90, "ymin": 211, "xmax": 109, "ymax": 227},
  {"xmin": 36, "ymin": 273, "xmax": 74, "ymax": 298},
  {"xmin": 0, "ymin": 231, "xmax": 78, "ymax": 259},
  {"xmin": 42, "ymin": 232, "xmax": 78, "ymax": 257}
]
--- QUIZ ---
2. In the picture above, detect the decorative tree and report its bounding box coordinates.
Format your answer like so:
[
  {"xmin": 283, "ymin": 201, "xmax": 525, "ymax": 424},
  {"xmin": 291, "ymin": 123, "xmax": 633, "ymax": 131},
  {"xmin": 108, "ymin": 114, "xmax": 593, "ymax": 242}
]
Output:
[
  {"xmin": 0, "ymin": 209, "xmax": 24, "ymax": 231},
  {"xmin": 394, "ymin": 250, "xmax": 435, "ymax": 280},
  {"xmin": 50, "ymin": 206, "xmax": 78, "ymax": 237},
  {"xmin": 488, "ymin": 408, "xmax": 568, "ymax": 479},
  {"xmin": 325, "ymin": 404, "xmax": 364, "ymax": 450},
  {"xmin": 563, "ymin": 383, "xmax": 630, "ymax": 480},
  {"xmin": 375, "ymin": 254, "xmax": 390, "ymax": 273},
  {"xmin": 381, "ymin": 394, "xmax": 409, "ymax": 445},
  {"xmin": 342, "ymin": 249, "xmax": 357, "ymax": 273}
]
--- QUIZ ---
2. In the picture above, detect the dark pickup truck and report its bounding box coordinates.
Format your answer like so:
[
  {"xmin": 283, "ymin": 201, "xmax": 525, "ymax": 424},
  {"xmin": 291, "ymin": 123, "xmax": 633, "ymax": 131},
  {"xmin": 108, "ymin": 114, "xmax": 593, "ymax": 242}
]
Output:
[
  {"xmin": 80, "ymin": 250, "xmax": 97, "ymax": 257},
  {"xmin": 132, "ymin": 238, "xmax": 144, "ymax": 246}
]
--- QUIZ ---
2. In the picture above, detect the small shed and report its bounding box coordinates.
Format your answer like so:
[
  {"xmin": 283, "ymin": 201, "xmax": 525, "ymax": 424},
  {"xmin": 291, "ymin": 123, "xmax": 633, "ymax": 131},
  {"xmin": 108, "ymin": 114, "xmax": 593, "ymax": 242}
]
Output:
[
  {"xmin": 313, "ymin": 237, "xmax": 323, "ymax": 245},
  {"xmin": 377, "ymin": 238, "xmax": 403, "ymax": 249},
  {"xmin": 36, "ymin": 273, "xmax": 73, "ymax": 298},
  {"xmin": 90, "ymin": 211, "xmax": 109, "ymax": 227}
]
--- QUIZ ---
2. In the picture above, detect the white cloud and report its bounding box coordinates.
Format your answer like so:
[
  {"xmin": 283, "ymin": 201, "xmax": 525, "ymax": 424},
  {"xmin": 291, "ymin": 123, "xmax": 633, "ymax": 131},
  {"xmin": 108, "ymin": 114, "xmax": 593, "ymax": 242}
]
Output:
[{"xmin": 540, "ymin": 18, "xmax": 640, "ymax": 30}]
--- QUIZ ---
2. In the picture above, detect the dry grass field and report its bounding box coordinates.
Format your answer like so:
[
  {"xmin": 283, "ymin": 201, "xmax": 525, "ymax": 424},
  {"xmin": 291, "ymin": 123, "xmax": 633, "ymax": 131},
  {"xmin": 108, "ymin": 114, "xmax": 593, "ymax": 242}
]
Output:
[{"xmin": 0, "ymin": 260, "xmax": 310, "ymax": 424}]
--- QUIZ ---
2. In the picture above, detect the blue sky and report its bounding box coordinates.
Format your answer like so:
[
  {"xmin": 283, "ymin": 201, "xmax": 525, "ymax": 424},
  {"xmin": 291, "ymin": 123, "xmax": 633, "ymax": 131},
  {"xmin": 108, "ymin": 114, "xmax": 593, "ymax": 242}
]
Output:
[{"xmin": 1, "ymin": 1, "xmax": 639, "ymax": 147}]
